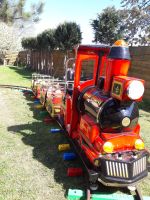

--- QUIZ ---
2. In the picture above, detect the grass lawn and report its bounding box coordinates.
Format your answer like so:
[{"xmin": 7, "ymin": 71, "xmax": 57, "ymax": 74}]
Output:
[
  {"xmin": 0, "ymin": 66, "xmax": 150, "ymax": 200},
  {"xmin": 0, "ymin": 66, "xmax": 32, "ymax": 87}
]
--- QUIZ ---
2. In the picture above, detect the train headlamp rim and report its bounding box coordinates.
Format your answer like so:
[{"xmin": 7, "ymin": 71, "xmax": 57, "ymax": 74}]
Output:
[{"xmin": 127, "ymin": 80, "xmax": 144, "ymax": 100}]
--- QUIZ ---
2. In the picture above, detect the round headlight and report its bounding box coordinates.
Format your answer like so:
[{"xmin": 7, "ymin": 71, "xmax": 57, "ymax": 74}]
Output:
[
  {"xmin": 135, "ymin": 139, "xmax": 145, "ymax": 150},
  {"xmin": 127, "ymin": 80, "xmax": 144, "ymax": 100},
  {"xmin": 103, "ymin": 142, "xmax": 114, "ymax": 153},
  {"xmin": 122, "ymin": 117, "xmax": 130, "ymax": 127}
]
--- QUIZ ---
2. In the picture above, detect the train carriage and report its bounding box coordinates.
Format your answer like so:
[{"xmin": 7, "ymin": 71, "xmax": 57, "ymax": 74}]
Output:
[{"xmin": 31, "ymin": 40, "xmax": 149, "ymax": 197}]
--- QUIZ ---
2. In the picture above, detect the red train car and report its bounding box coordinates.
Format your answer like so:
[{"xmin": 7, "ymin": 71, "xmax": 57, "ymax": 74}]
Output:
[{"xmin": 32, "ymin": 40, "xmax": 149, "ymax": 194}]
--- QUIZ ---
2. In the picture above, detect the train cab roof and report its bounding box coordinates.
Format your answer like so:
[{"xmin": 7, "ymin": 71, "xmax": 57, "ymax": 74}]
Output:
[{"xmin": 76, "ymin": 44, "xmax": 111, "ymax": 55}]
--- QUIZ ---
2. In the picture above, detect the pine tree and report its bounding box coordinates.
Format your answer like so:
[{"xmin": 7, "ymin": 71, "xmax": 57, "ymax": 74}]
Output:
[
  {"xmin": 91, "ymin": 6, "xmax": 125, "ymax": 45},
  {"xmin": 55, "ymin": 22, "xmax": 82, "ymax": 51}
]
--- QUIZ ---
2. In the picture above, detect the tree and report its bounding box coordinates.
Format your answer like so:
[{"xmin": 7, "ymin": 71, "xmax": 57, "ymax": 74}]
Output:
[
  {"xmin": 37, "ymin": 32, "xmax": 46, "ymax": 50},
  {"xmin": 55, "ymin": 22, "xmax": 82, "ymax": 51},
  {"xmin": 54, "ymin": 21, "xmax": 82, "ymax": 68},
  {"xmin": 91, "ymin": 6, "xmax": 125, "ymax": 45},
  {"xmin": 121, "ymin": 0, "xmax": 150, "ymax": 45},
  {"xmin": 22, "ymin": 29, "xmax": 56, "ymax": 51},
  {"xmin": 0, "ymin": 22, "xmax": 17, "ymax": 52},
  {"xmin": 0, "ymin": 0, "xmax": 44, "ymax": 52},
  {"xmin": 44, "ymin": 29, "xmax": 56, "ymax": 51},
  {"xmin": 36, "ymin": 29, "xmax": 56, "ymax": 50},
  {"xmin": 36, "ymin": 29, "xmax": 57, "ymax": 74},
  {"xmin": 21, "ymin": 37, "xmax": 38, "ymax": 50},
  {"xmin": 121, "ymin": 0, "xmax": 150, "ymax": 12},
  {"xmin": 0, "ymin": 0, "xmax": 44, "ymax": 26}
]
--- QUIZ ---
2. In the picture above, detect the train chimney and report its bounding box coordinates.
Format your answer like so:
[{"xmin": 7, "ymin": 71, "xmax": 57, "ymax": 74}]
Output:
[{"xmin": 104, "ymin": 40, "xmax": 131, "ymax": 93}]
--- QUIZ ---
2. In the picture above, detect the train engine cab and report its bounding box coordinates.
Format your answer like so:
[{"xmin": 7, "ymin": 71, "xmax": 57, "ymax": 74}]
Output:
[{"xmin": 64, "ymin": 40, "xmax": 149, "ymax": 188}]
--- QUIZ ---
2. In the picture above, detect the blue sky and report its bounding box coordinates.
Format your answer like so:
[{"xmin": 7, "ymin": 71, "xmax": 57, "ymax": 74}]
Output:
[{"xmin": 34, "ymin": 0, "xmax": 121, "ymax": 43}]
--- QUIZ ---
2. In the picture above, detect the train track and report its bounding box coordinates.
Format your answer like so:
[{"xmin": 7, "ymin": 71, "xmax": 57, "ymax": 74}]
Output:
[{"xmin": 0, "ymin": 84, "xmax": 32, "ymax": 91}]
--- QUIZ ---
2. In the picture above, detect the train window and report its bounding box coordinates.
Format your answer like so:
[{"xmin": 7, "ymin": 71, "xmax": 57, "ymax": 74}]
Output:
[{"xmin": 80, "ymin": 59, "xmax": 95, "ymax": 83}]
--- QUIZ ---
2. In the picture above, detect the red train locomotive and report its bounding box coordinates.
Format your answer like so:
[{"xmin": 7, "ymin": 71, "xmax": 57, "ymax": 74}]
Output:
[{"xmin": 32, "ymin": 40, "xmax": 149, "ymax": 193}]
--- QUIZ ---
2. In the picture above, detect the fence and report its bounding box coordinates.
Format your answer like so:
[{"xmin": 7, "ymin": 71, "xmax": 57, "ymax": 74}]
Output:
[
  {"xmin": 129, "ymin": 47, "xmax": 150, "ymax": 100},
  {"xmin": 4, "ymin": 46, "xmax": 150, "ymax": 100}
]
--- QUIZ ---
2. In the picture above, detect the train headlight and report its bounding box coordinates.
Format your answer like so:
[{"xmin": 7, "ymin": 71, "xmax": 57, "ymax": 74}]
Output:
[
  {"xmin": 122, "ymin": 117, "xmax": 130, "ymax": 127},
  {"xmin": 103, "ymin": 142, "xmax": 114, "ymax": 153},
  {"xmin": 135, "ymin": 139, "xmax": 145, "ymax": 150},
  {"xmin": 127, "ymin": 80, "xmax": 144, "ymax": 100}
]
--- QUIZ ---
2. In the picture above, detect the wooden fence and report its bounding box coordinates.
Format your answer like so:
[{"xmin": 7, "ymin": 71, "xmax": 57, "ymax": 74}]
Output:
[
  {"xmin": 5, "ymin": 46, "xmax": 150, "ymax": 100},
  {"xmin": 129, "ymin": 47, "xmax": 150, "ymax": 100}
]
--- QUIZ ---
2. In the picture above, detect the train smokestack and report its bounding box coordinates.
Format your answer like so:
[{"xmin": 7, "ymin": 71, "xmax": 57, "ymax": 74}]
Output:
[{"xmin": 104, "ymin": 40, "xmax": 131, "ymax": 93}]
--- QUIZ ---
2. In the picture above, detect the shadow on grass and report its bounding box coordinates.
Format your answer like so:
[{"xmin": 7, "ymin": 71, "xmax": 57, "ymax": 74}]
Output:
[
  {"xmin": 9, "ymin": 66, "xmax": 33, "ymax": 80},
  {"xmin": 7, "ymin": 92, "xmax": 128, "ymax": 198},
  {"xmin": 8, "ymin": 120, "xmax": 87, "ymax": 193},
  {"xmin": 7, "ymin": 92, "xmax": 87, "ymax": 198},
  {"xmin": 138, "ymin": 100, "xmax": 150, "ymax": 113}
]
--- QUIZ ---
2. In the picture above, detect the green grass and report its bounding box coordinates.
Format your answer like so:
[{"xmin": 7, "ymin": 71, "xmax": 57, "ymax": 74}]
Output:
[
  {"xmin": 0, "ymin": 66, "xmax": 85, "ymax": 200},
  {"xmin": 139, "ymin": 99, "xmax": 150, "ymax": 113},
  {"xmin": 0, "ymin": 66, "xmax": 149, "ymax": 200},
  {"xmin": 0, "ymin": 66, "xmax": 32, "ymax": 87}
]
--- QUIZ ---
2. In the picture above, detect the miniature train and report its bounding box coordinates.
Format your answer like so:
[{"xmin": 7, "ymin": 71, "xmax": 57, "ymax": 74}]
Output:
[{"xmin": 31, "ymin": 40, "xmax": 149, "ymax": 191}]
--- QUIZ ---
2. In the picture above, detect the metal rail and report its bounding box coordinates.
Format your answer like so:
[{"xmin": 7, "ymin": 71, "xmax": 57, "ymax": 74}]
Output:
[
  {"xmin": 135, "ymin": 186, "xmax": 144, "ymax": 200},
  {"xmin": 0, "ymin": 84, "xmax": 32, "ymax": 91}
]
